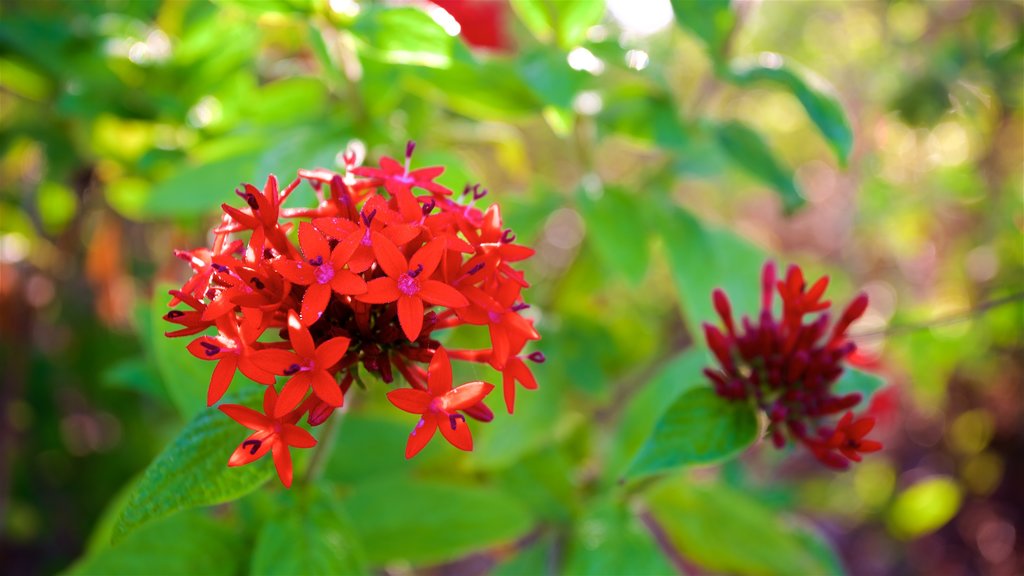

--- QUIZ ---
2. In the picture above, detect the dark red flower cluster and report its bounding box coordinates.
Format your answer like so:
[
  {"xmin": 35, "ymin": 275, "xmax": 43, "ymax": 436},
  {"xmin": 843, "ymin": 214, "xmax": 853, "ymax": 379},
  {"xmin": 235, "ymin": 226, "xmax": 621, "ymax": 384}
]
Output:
[
  {"xmin": 703, "ymin": 262, "xmax": 882, "ymax": 469},
  {"xmin": 164, "ymin": 142, "xmax": 542, "ymax": 486}
]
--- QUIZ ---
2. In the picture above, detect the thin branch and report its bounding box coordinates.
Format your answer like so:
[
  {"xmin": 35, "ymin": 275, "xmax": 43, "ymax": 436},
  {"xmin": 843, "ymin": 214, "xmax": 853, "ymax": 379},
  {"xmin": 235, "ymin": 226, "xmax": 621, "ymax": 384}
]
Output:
[{"xmin": 848, "ymin": 291, "xmax": 1024, "ymax": 340}]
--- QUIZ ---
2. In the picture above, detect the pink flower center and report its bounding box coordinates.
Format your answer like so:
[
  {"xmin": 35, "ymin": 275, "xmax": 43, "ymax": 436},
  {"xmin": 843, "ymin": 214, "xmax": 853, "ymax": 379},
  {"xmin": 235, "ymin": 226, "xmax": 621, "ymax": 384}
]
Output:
[
  {"xmin": 315, "ymin": 265, "xmax": 335, "ymax": 284},
  {"xmin": 398, "ymin": 273, "xmax": 420, "ymax": 296},
  {"xmin": 395, "ymin": 173, "xmax": 415, "ymax": 185}
]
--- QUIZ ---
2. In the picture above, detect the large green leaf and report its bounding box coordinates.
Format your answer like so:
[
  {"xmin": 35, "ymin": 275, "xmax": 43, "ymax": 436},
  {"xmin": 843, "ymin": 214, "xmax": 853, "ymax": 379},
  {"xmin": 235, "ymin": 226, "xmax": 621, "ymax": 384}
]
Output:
[
  {"xmin": 142, "ymin": 151, "xmax": 262, "ymax": 219},
  {"xmin": 149, "ymin": 283, "xmax": 216, "ymax": 420},
  {"xmin": 645, "ymin": 479, "xmax": 840, "ymax": 575},
  {"xmin": 343, "ymin": 478, "xmax": 534, "ymax": 566},
  {"xmin": 655, "ymin": 201, "xmax": 766, "ymax": 336},
  {"xmin": 670, "ymin": 0, "xmax": 735, "ymax": 60},
  {"xmin": 68, "ymin": 510, "xmax": 243, "ymax": 576},
  {"xmin": 252, "ymin": 485, "xmax": 369, "ymax": 575},
  {"xmin": 577, "ymin": 185, "xmax": 651, "ymax": 285},
  {"xmin": 713, "ymin": 120, "xmax": 805, "ymax": 213},
  {"xmin": 728, "ymin": 56, "xmax": 853, "ymax": 165},
  {"xmin": 564, "ymin": 499, "xmax": 675, "ymax": 576},
  {"xmin": 626, "ymin": 387, "xmax": 758, "ymax": 479},
  {"xmin": 113, "ymin": 386, "xmax": 273, "ymax": 542},
  {"xmin": 510, "ymin": 0, "xmax": 605, "ymax": 49},
  {"xmin": 411, "ymin": 52, "xmax": 542, "ymax": 120},
  {"xmin": 352, "ymin": 6, "xmax": 454, "ymax": 68}
]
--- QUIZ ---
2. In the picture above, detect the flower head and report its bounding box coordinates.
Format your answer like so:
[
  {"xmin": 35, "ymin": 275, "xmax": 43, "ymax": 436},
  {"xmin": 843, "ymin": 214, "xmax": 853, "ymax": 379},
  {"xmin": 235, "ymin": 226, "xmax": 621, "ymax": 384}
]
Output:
[
  {"xmin": 703, "ymin": 261, "xmax": 881, "ymax": 469},
  {"xmin": 163, "ymin": 141, "xmax": 541, "ymax": 486}
]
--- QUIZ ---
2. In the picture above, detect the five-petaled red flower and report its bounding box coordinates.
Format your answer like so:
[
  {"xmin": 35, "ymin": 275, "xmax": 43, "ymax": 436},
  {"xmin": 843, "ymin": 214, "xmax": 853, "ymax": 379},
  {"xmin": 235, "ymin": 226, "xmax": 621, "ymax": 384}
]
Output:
[
  {"xmin": 386, "ymin": 347, "xmax": 494, "ymax": 458},
  {"xmin": 272, "ymin": 223, "xmax": 366, "ymax": 325}
]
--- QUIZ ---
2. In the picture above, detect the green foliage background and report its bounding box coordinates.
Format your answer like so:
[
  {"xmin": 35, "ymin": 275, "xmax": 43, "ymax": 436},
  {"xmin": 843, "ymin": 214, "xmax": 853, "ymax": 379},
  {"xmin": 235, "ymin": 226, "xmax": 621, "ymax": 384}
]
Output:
[{"xmin": 1, "ymin": 0, "xmax": 1021, "ymax": 574}]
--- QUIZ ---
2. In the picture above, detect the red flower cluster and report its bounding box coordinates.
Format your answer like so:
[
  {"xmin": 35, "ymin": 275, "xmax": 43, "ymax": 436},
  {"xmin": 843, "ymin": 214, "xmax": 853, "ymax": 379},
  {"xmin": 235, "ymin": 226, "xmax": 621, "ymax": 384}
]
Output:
[
  {"xmin": 164, "ymin": 142, "xmax": 542, "ymax": 486},
  {"xmin": 703, "ymin": 262, "xmax": 882, "ymax": 469}
]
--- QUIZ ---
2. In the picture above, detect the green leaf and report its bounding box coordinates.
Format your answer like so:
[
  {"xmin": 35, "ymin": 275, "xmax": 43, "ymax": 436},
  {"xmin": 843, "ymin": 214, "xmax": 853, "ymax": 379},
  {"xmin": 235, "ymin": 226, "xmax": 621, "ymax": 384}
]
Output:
[
  {"xmin": 343, "ymin": 478, "xmax": 534, "ymax": 566},
  {"xmin": 68, "ymin": 510, "xmax": 243, "ymax": 576},
  {"xmin": 149, "ymin": 284, "xmax": 216, "ymax": 420},
  {"xmin": 564, "ymin": 499, "xmax": 675, "ymax": 576},
  {"xmin": 887, "ymin": 476, "xmax": 962, "ymax": 539},
  {"xmin": 352, "ymin": 7, "xmax": 454, "ymax": 68},
  {"xmin": 518, "ymin": 49, "xmax": 587, "ymax": 110},
  {"xmin": 713, "ymin": 120, "xmax": 805, "ymax": 213},
  {"xmin": 645, "ymin": 479, "xmax": 839, "ymax": 575},
  {"xmin": 670, "ymin": 0, "xmax": 735, "ymax": 60},
  {"xmin": 113, "ymin": 386, "xmax": 273, "ymax": 543},
  {"xmin": 411, "ymin": 54, "xmax": 542, "ymax": 120},
  {"xmin": 143, "ymin": 152, "xmax": 262, "ymax": 219},
  {"xmin": 833, "ymin": 367, "xmax": 885, "ymax": 405},
  {"xmin": 252, "ymin": 485, "xmax": 369, "ymax": 576},
  {"xmin": 727, "ymin": 56, "xmax": 853, "ymax": 165},
  {"xmin": 655, "ymin": 201, "xmax": 766, "ymax": 336},
  {"xmin": 577, "ymin": 186, "xmax": 650, "ymax": 285},
  {"xmin": 626, "ymin": 387, "xmax": 758, "ymax": 479},
  {"xmin": 510, "ymin": 0, "xmax": 605, "ymax": 49}
]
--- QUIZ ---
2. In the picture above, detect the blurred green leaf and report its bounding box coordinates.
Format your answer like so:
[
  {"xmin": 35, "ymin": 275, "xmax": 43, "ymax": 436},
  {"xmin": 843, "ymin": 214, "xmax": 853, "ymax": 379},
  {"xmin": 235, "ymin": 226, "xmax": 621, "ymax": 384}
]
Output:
[
  {"xmin": 101, "ymin": 357, "xmax": 171, "ymax": 403},
  {"xmin": 496, "ymin": 446, "xmax": 580, "ymax": 524},
  {"xmin": 728, "ymin": 56, "xmax": 853, "ymax": 165},
  {"xmin": 491, "ymin": 535, "xmax": 553, "ymax": 576},
  {"xmin": 411, "ymin": 52, "xmax": 542, "ymax": 120},
  {"xmin": 143, "ymin": 152, "xmax": 262, "ymax": 219},
  {"xmin": 713, "ymin": 120, "xmax": 805, "ymax": 213},
  {"xmin": 69, "ymin": 510, "xmax": 243, "ymax": 576},
  {"xmin": 211, "ymin": 0, "xmax": 314, "ymax": 14},
  {"xmin": 646, "ymin": 479, "xmax": 838, "ymax": 575},
  {"xmin": 149, "ymin": 284, "xmax": 217, "ymax": 419},
  {"xmin": 655, "ymin": 201, "xmax": 765, "ymax": 336},
  {"xmin": 887, "ymin": 476, "xmax": 962, "ymax": 539},
  {"xmin": 670, "ymin": 0, "xmax": 735, "ymax": 60},
  {"xmin": 577, "ymin": 186, "xmax": 650, "ymax": 285},
  {"xmin": 113, "ymin": 386, "xmax": 273, "ymax": 542},
  {"xmin": 323, "ymin": 414, "xmax": 426, "ymax": 483},
  {"xmin": 352, "ymin": 6, "xmax": 454, "ymax": 68},
  {"xmin": 519, "ymin": 49, "xmax": 587, "ymax": 110},
  {"xmin": 343, "ymin": 478, "xmax": 534, "ymax": 566},
  {"xmin": 833, "ymin": 367, "xmax": 885, "ymax": 406},
  {"xmin": 510, "ymin": 0, "xmax": 605, "ymax": 49},
  {"xmin": 626, "ymin": 387, "xmax": 758, "ymax": 479},
  {"xmin": 244, "ymin": 77, "xmax": 329, "ymax": 126},
  {"xmin": 564, "ymin": 499, "xmax": 675, "ymax": 576},
  {"xmin": 252, "ymin": 485, "xmax": 368, "ymax": 576}
]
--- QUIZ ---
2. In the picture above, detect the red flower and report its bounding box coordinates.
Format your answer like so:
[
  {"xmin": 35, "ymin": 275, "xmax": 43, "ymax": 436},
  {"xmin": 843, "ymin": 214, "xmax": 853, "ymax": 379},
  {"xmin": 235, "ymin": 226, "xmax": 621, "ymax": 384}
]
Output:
[
  {"xmin": 357, "ymin": 235, "xmax": 469, "ymax": 341},
  {"xmin": 186, "ymin": 312, "xmax": 275, "ymax": 406},
  {"xmin": 252, "ymin": 311, "xmax": 351, "ymax": 417},
  {"xmin": 272, "ymin": 222, "xmax": 366, "ymax": 325},
  {"xmin": 431, "ymin": 0, "xmax": 512, "ymax": 52},
  {"xmin": 703, "ymin": 261, "xmax": 882, "ymax": 468},
  {"xmin": 220, "ymin": 387, "xmax": 317, "ymax": 488},
  {"xmin": 457, "ymin": 280, "xmax": 539, "ymax": 369},
  {"xmin": 312, "ymin": 195, "xmax": 420, "ymax": 274},
  {"xmin": 351, "ymin": 141, "xmax": 452, "ymax": 220},
  {"xmin": 386, "ymin": 347, "xmax": 494, "ymax": 458}
]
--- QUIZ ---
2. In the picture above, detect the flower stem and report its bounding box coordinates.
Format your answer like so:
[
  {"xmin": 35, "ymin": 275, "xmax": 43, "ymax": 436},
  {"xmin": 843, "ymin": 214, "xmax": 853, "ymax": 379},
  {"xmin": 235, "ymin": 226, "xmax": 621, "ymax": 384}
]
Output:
[{"xmin": 301, "ymin": 408, "xmax": 344, "ymax": 486}]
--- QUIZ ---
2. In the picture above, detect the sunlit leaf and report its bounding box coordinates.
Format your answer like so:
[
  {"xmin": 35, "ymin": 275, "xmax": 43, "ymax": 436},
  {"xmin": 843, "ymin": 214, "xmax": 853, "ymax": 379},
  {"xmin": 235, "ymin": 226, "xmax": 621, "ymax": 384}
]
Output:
[
  {"xmin": 113, "ymin": 386, "xmax": 273, "ymax": 542},
  {"xmin": 352, "ymin": 7, "xmax": 455, "ymax": 68},
  {"xmin": 143, "ymin": 152, "xmax": 263, "ymax": 219},
  {"xmin": 713, "ymin": 120, "xmax": 805, "ymax": 213},
  {"xmin": 625, "ymin": 387, "xmax": 758, "ymax": 479},
  {"xmin": 670, "ymin": 0, "xmax": 735, "ymax": 60},
  {"xmin": 646, "ymin": 479, "xmax": 840, "ymax": 575},
  {"xmin": 887, "ymin": 476, "xmax": 962, "ymax": 539},
  {"xmin": 343, "ymin": 478, "xmax": 534, "ymax": 566},
  {"xmin": 728, "ymin": 56, "xmax": 853, "ymax": 165},
  {"xmin": 510, "ymin": 0, "xmax": 605, "ymax": 48}
]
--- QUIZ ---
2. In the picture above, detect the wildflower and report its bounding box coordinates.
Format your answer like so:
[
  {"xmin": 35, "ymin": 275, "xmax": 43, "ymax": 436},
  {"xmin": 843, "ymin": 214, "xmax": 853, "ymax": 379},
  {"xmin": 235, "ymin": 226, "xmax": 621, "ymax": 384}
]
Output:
[
  {"xmin": 220, "ymin": 387, "xmax": 316, "ymax": 488},
  {"xmin": 163, "ymin": 141, "xmax": 541, "ymax": 486},
  {"xmin": 386, "ymin": 347, "xmax": 494, "ymax": 458},
  {"xmin": 703, "ymin": 261, "xmax": 882, "ymax": 468}
]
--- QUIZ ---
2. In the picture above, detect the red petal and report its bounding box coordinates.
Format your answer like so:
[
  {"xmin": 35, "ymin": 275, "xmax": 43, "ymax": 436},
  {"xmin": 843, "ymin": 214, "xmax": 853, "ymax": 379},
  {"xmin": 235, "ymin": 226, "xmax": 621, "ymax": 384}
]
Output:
[
  {"xmin": 385, "ymin": 223, "xmax": 421, "ymax": 246},
  {"xmin": 410, "ymin": 238, "xmax": 445, "ymax": 278},
  {"xmin": 288, "ymin": 311, "xmax": 316, "ymax": 358},
  {"xmin": 857, "ymin": 439, "xmax": 883, "ymax": 453},
  {"xmin": 443, "ymin": 381, "xmax": 494, "ymax": 411},
  {"xmin": 207, "ymin": 356, "xmax": 238, "ymax": 405},
  {"xmin": 311, "ymin": 369, "xmax": 344, "ymax": 407},
  {"xmin": 251, "ymin": 349, "xmax": 301, "ymax": 374},
  {"xmin": 300, "ymin": 283, "xmax": 331, "ymax": 326},
  {"xmin": 410, "ymin": 165, "xmax": 444, "ymax": 180},
  {"xmin": 271, "ymin": 442, "xmax": 294, "ymax": 487},
  {"xmin": 405, "ymin": 416, "xmax": 437, "ymax": 459},
  {"xmin": 330, "ymin": 235, "xmax": 361, "ymax": 268},
  {"xmin": 315, "ymin": 336, "xmax": 351, "ymax": 368},
  {"xmin": 503, "ymin": 370, "xmax": 517, "ymax": 414},
  {"xmin": 371, "ymin": 232, "xmax": 408, "ymax": 278},
  {"xmin": 271, "ymin": 259, "xmax": 314, "ymax": 285},
  {"xmin": 489, "ymin": 323, "xmax": 510, "ymax": 368},
  {"xmin": 387, "ymin": 388, "xmax": 432, "ymax": 414},
  {"xmin": 438, "ymin": 412, "xmax": 473, "ymax": 451},
  {"xmin": 427, "ymin": 347, "xmax": 453, "ymax": 396},
  {"xmin": 330, "ymin": 270, "xmax": 367, "ymax": 295},
  {"xmin": 276, "ymin": 372, "xmax": 312, "ymax": 418},
  {"xmin": 508, "ymin": 357, "xmax": 537, "ymax": 390},
  {"xmin": 283, "ymin": 424, "xmax": 317, "ymax": 448},
  {"xmin": 357, "ymin": 277, "xmax": 400, "ymax": 304},
  {"xmin": 418, "ymin": 280, "xmax": 469, "ymax": 308},
  {"xmin": 220, "ymin": 404, "xmax": 271, "ymax": 430},
  {"xmin": 379, "ymin": 156, "xmax": 404, "ymax": 174},
  {"xmin": 397, "ymin": 295, "xmax": 424, "ymax": 341},
  {"xmin": 228, "ymin": 432, "xmax": 272, "ymax": 466},
  {"xmin": 298, "ymin": 222, "xmax": 330, "ymax": 261},
  {"xmin": 313, "ymin": 217, "xmax": 357, "ymax": 240},
  {"xmin": 237, "ymin": 355, "xmax": 277, "ymax": 385}
]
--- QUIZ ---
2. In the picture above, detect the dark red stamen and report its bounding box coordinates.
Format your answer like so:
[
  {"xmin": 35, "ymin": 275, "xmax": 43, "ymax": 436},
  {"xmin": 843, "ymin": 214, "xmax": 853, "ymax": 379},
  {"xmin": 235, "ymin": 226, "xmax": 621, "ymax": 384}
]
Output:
[
  {"xmin": 362, "ymin": 209, "xmax": 377, "ymax": 227},
  {"xmin": 527, "ymin": 351, "xmax": 546, "ymax": 363},
  {"xmin": 242, "ymin": 439, "xmax": 262, "ymax": 455},
  {"xmin": 166, "ymin": 310, "xmax": 185, "ymax": 319},
  {"xmin": 405, "ymin": 140, "xmax": 416, "ymax": 160},
  {"xmin": 422, "ymin": 198, "xmax": 436, "ymax": 215},
  {"xmin": 283, "ymin": 363, "xmax": 302, "ymax": 376},
  {"xmin": 200, "ymin": 342, "xmax": 221, "ymax": 356},
  {"xmin": 308, "ymin": 255, "xmax": 323, "ymax": 266},
  {"xmin": 448, "ymin": 414, "xmax": 465, "ymax": 430},
  {"xmin": 250, "ymin": 277, "xmax": 265, "ymax": 290},
  {"xmin": 511, "ymin": 303, "xmax": 530, "ymax": 312},
  {"xmin": 501, "ymin": 229, "xmax": 516, "ymax": 244},
  {"xmin": 408, "ymin": 263, "xmax": 424, "ymax": 278}
]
